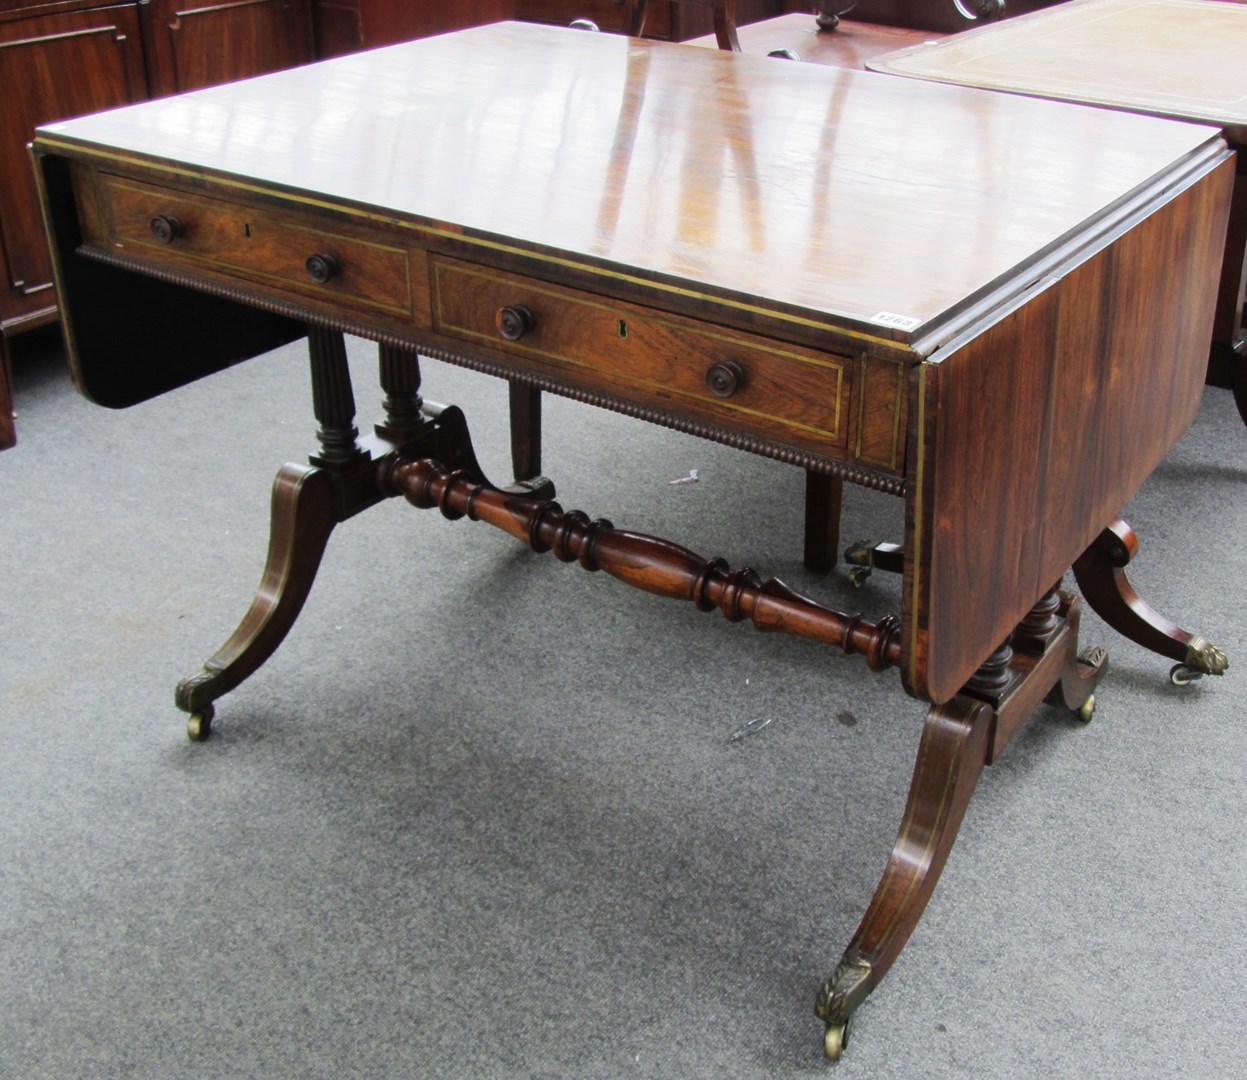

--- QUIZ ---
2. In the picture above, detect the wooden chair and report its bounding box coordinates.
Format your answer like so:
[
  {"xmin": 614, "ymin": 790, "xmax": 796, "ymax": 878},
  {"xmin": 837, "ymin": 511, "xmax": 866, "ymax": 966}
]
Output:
[{"xmin": 571, "ymin": 0, "xmax": 743, "ymax": 51}]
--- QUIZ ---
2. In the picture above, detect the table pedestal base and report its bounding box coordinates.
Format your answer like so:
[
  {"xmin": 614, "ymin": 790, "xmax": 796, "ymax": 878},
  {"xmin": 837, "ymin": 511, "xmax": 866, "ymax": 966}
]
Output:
[
  {"xmin": 170, "ymin": 332, "xmax": 1215, "ymax": 1059},
  {"xmin": 814, "ymin": 586, "xmax": 1104, "ymax": 1058},
  {"xmin": 1072, "ymin": 519, "xmax": 1229, "ymax": 685}
]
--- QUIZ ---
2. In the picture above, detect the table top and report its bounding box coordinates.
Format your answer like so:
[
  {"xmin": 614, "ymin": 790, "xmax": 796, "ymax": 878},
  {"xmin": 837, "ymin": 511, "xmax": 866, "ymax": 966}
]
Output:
[
  {"xmin": 870, "ymin": 0, "xmax": 1247, "ymax": 144},
  {"xmin": 38, "ymin": 20, "xmax": 1223, "ymax": 348}
]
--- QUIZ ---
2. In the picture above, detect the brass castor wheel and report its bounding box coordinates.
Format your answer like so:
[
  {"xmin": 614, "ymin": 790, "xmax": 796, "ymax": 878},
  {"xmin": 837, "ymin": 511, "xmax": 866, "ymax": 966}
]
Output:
[
  {"xmin": 1077, "ymin": 694, "xmax": 1096, "ymax": 723},
  {"xmin": 823, "ymin": 1019, "xmax": 851, "ymax": 1061},
  {"xmin": 1169, "ymin": 663, "xmax": 1203, "ymax": 686},
  {"xmin": 847, "ymin": 566, "xmax": 872, "ymax": 588},
  {"xmin": 186, "ymin": 704, "xmax": 215, "ymax": 742}
]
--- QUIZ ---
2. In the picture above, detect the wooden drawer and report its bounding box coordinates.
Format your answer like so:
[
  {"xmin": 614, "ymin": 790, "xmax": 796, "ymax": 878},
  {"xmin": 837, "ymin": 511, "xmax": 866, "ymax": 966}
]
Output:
[
  {"xmin": 431, "ymin": 256, "xmax": 850, "ymax": 457},
  {"xmin": 94, "ymin": 174, "xmax": 412, "ymax": 315}
]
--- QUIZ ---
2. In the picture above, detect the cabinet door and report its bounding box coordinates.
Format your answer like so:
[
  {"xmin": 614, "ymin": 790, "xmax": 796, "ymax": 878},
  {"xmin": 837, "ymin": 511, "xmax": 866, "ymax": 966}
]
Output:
[
  {"xmin": 0, "ymin": 2, "xmax": 148, "ymax": 326},
  {"xmin": 143, "ymin": 0, "xmax": 314, "ymax": 97}
]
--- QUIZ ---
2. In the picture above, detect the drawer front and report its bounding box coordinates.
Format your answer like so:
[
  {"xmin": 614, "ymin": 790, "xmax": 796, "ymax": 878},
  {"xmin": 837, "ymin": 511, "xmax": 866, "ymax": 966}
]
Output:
[
  {"xmin": 97, "ymin": 174, "xmax": 412, "ymax": 315},
  {"xmin": 431, "ymin": 257, "xmax": 849, "ymax": 456}
]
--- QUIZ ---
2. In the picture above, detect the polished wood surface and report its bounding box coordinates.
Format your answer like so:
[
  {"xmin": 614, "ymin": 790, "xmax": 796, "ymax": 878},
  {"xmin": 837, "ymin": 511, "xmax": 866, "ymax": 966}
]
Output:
[
  {"xmin": 38, "ymin": 22, "xmax": 1225, "ymax": 337},
  {"xmin": 141, "ymin": 0, "xmax": 313, "ymax": 97},
  {"xmin": 911, "ymin": 165, "xmax": 1230, "ymax": 700},
  {"xmin": 687, "ymin": 11, "xmax": 945, "ymax": 63},
  {"xmin": 0, "ymin": 0, "xmax": 147, "ymax": 351},
  {"xmin": 33, "ymin": 23, "xmax": 1235, "ymax": 1055},
  {"xmin": 315, "ymin": 0, "xmax": 512, "ymax": 56},
  {"xmin": 0, "ymin": 0, "xmax": 314, "ymax": 448},
  {"xmin": 871, "ymin": 0, "xmax": 1247, "ymax": 141}
]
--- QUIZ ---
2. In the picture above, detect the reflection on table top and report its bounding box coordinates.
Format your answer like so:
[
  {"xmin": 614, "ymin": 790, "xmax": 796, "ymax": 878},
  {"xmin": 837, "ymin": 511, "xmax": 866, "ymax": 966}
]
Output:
[{"xmin": 39, "ymin": 20, "xmax": 1223, "ymax": 342}]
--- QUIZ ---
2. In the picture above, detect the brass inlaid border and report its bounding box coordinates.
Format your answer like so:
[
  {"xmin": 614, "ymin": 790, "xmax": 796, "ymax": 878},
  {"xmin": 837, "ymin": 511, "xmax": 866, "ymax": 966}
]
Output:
[
  {"xmin": 34, "ymin": 137, "xmax": 908, "ymax": 350},
  {"xmin": 854, "ymin": 355, "xmax": 906, "ymax": 470},
  {"xmin": 70, "ymin": 238, "xmax": 911, "ymax": 501},
  {"xmin": 100, "ymin": 174, "xmax": 414, "ymax": 317},
  {"xmin": 432, "ymin": 259, "xmax": 847, "ymax": 444},
  {"xmin": 907, "ymin": 363, "xmax": 929, "ymax": 690}
]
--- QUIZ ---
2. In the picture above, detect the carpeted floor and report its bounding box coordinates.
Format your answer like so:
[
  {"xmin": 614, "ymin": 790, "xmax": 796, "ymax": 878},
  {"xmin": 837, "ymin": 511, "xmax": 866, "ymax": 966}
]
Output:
[{"xmin": 2, "ymin": 329, "xmax": 1244, "ymax": 1079}]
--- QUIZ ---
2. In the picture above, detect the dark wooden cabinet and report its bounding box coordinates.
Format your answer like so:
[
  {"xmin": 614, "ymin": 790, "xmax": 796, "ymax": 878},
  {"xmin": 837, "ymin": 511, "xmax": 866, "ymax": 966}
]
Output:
[
  {"xmin": 315, "ymin": 0, "xmax": 512, "ymax": 56},
  {"xmin": 0, "ymin": 2, "xmax": 148, "ymax": 374},
  {"xmin": 141, "ymin": 0, "xmax": 314, "ymax": 95},
  {"xmin": 0, "ymin": 0, "xmax": 313, "ymax": 446}
]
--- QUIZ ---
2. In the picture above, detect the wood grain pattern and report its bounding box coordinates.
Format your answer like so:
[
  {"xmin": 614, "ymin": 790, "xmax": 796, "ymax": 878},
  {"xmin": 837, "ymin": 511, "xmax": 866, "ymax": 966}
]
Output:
[
  {"xmin": 381, "ymin": 455, "xmax": 905, "ymax": 669},
  {"xmin": 429, "ymin": 255, "xmax": 852, "ymax": 459},
  {"xmin": 909, "ymin": 155, "xmax": 1236, "ymax": 703},
  {"xmin": 36, "ymin": 20, "xmax": 1226, "ymax": 341},
  {"xmin": 101, "ymin": 173, "xmax": 414, "ymax": 314},
  {"xmin": 141, "ymin": 0, "xmax": 314, "ymax": 97},
  {"xmin": 0, "ymin": 1, "xmax": 147, "ymax": 330},
  {"xmin": 0, "ymin": 0, "xmax": 318, "ymax": 448}
]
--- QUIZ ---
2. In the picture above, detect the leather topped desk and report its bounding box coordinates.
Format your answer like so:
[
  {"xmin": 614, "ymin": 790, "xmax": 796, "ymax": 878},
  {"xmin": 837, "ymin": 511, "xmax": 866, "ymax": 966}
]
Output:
[
  {"xmin": 33, "ymin": 22, "xmax": 1233, "ymax": 1058},
  {"xmin": 870, "ymin": 0, "xmax": 1247, "ymax": 423}
]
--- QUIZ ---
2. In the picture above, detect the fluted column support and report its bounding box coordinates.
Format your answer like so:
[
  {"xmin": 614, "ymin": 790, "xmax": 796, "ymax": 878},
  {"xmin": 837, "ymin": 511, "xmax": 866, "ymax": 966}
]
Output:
[{"xmin": 307, "ymin": 325, "xmax": 364, "ymax": 465}]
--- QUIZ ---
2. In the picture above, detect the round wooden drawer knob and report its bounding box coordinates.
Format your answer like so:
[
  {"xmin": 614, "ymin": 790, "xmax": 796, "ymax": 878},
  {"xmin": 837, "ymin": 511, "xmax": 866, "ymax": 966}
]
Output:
[
  {"xmin": 706, "ymin": 360, "xmax": 745, "ymax": 398},
  {"xmin": 496, "ymin": 304, "xmax": 534, "ymax": 341},
  {"xmin": 305, "ymin": 253, "xmax": 339, "ymax": 284},
  {"xmin": 149, "ymin": 215, "xmax": 183, "ymax": 244}
]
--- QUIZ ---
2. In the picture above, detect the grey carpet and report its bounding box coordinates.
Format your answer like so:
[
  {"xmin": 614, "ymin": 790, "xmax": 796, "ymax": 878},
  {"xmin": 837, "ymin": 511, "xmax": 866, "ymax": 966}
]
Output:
[{"xmin": 2, "ymin": 329, "xmax": 1244, "ymax": 1079}]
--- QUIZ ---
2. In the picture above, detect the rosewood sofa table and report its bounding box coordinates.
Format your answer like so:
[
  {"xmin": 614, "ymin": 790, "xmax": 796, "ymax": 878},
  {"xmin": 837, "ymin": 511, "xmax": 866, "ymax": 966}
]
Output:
[
  {"xmin": 870, "ymin": 0, "xmax": 1247, "ymax": 427},
  {"xmin": 34, "ymin": 23, "xmax": 1233, "ymax": 1059}
]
